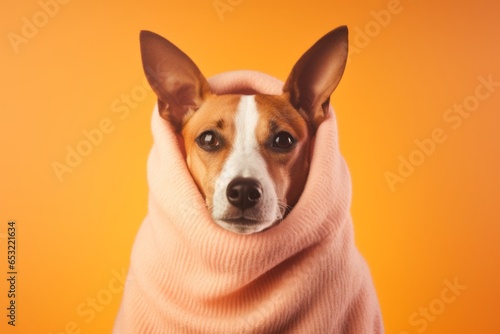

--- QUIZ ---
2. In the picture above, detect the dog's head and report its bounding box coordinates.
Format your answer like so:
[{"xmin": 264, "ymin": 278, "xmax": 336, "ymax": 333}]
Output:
[{"xmin": 140, "ymin": 27, "xmax": 348, "ymax": 234}]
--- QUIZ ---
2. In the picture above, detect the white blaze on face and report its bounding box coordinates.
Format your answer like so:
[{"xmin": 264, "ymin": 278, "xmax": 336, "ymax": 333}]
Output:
[{"xmin": 212, "ymin": 95, "xmax": 280, "ymax": 234}]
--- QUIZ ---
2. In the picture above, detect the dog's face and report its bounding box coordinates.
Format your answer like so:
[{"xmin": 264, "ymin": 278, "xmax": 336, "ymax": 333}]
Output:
[
  {"xmin": 140, "ymin": 27, "xmax": 348, "ymax": 234},
  {"xmin": 181, "ymin": 94, "xmax": 310, "ymax": 234}
]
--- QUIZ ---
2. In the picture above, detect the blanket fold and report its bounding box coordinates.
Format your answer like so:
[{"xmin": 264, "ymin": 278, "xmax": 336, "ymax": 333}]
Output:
[{"xmin": 114, "ymin": 70, "xmax": 383, "ymax": 334}]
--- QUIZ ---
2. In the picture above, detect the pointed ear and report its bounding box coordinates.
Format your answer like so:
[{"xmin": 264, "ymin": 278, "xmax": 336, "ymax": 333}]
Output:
[
  {"xmin": 140, "ymin": 30, "xmax": 212, "ymax": 131},
  {"xmin": 283, "ymin": 26, "xmax": 348, "ymax": 129}
]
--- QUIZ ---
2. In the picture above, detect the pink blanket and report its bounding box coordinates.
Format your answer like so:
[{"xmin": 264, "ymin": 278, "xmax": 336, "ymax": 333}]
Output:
[{"xmin": 114, "ymin": 70, "xmax": 384, "ymax": 333}]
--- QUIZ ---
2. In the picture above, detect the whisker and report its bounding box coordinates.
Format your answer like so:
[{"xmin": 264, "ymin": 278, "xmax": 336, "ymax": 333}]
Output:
[{"xmin": 276, "ymin": 200, "xmax": 292, "ymax": 221}]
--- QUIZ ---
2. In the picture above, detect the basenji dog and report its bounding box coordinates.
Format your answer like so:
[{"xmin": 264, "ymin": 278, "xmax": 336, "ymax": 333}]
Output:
[{"xmin": 139, "ymin": 26, "xmax": 348, "ymax": 235}]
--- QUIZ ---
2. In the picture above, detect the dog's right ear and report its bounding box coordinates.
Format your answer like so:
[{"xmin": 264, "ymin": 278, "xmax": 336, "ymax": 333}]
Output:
[
  {"xmin": 283, "ymin": 26, "xmax": 348, "ymax": 131},
  {"xmin": 140, "ymin": 31, "xmax": 212, "ymax": 131}
]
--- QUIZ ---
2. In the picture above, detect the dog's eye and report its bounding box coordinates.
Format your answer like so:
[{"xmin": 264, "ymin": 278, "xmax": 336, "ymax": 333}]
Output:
[
  {"xmin": 272, "ymin": 131, "xmax": 295, "ymax": 151},
  {"xmin": 197, "ymin": 131, "xmax": 221, "ymax": 151}
]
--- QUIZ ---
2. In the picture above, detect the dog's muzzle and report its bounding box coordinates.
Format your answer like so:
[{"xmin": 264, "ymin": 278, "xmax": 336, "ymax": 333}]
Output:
[{"xmin": 226, "ymin": 177, "xmax": 262, "ymax": 211}]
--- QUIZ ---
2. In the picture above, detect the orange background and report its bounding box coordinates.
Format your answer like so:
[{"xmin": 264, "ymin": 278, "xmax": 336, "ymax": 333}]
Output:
[{"xmin": 1, "ymin": 0, "xmax": 499, "ymax": 333}]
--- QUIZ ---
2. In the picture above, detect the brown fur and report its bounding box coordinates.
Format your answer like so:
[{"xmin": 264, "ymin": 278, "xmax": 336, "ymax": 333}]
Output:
[{"xmin": 139, "ymin": 26, "xmax": 348, "ymax": 231}]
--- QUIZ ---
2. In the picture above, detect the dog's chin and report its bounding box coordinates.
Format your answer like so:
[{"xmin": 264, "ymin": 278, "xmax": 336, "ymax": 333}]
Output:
[{"xmin": 215, "ymin": 218, "xmax": 278, "ymax": 235}]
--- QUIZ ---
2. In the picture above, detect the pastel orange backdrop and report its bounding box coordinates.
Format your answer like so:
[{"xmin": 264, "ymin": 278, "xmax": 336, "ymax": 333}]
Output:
[{"xmin": 1, "ymin": 0, "xmax": 499, "ymax": 333}]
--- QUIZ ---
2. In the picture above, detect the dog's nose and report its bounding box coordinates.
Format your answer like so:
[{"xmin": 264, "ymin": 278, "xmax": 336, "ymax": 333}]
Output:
[{"xmin": 226, "ymin": 177, "xmax": 262, "ymax": 210}]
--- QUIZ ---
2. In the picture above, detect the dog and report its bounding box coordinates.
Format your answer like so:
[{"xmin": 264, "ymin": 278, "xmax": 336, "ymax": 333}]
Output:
[
  {"xmin": 139, "ymin": 26, "xmax": 348, "ymax": 235},
  {"xmin": 113, "ymin": 27, "xmax": 384, "ymax": 333}
]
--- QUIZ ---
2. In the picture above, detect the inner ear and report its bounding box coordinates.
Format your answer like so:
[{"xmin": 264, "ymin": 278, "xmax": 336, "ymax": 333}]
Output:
[
  {"xmin": 283, "ymin": 26, "xmax": 348, "ymax": 129},
  {"xmin": 140, "ymin": 30, "xmax": 212, "ymax": 131}
]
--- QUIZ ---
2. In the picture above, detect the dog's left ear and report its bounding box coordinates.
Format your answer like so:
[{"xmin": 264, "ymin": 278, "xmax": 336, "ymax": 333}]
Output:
[
  {"xmin": 140, "ymin": 30, "xmax": 212, "ymax": 132},
  {"xmin": 283, "ymin": 26, "xmax": 348, "ymax": 130}
]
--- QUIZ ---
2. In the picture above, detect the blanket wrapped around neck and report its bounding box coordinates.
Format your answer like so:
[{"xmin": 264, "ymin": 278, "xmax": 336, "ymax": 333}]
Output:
[{"xmin": 113, "ymin": 70, "xmax": 384, "ymax": 333}]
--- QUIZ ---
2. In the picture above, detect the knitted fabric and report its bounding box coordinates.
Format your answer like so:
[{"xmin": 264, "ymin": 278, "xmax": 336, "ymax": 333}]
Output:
[{"xmin": 113, "ymin": 70, "xmax": 383, "ymax": 334}]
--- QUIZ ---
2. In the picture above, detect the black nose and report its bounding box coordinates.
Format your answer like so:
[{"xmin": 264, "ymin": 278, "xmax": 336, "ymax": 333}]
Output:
[{"xmin": 226, "ymin": 177, "xmax": 262, "ymax": 210}]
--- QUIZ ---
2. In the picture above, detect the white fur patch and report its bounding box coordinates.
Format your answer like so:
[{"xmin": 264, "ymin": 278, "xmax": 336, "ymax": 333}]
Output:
[{"xmin": 211, "ymin": 95, "xmax": 280, "ymax": 234}]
